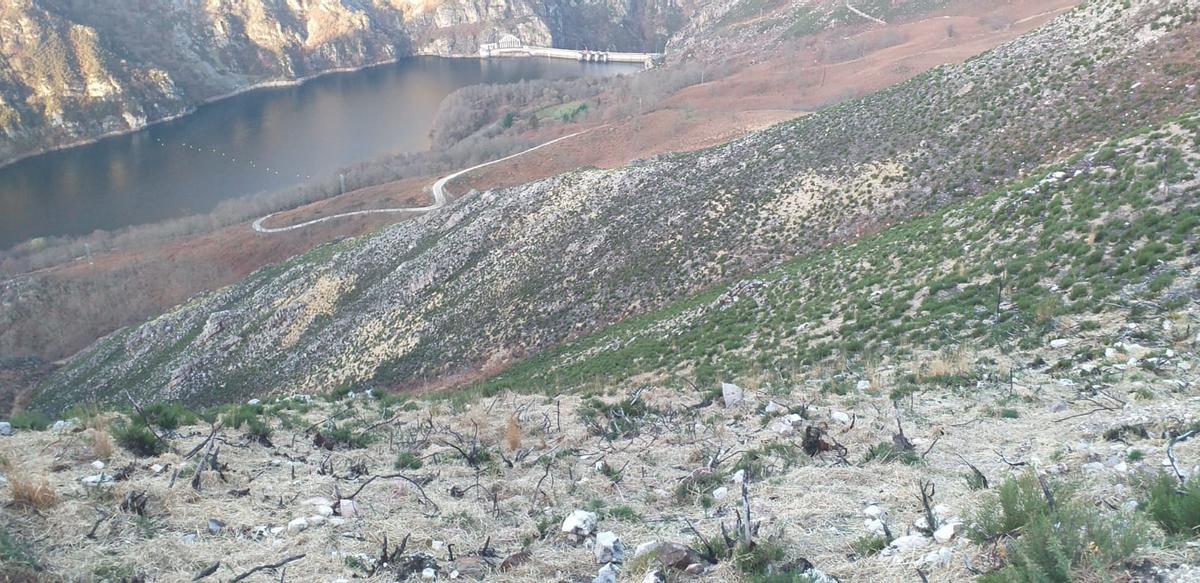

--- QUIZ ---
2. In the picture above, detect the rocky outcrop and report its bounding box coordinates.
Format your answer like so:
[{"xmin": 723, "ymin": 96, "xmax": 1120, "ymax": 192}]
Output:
[{"xmin": 0, "ymin": 0, "xmax": 681, "ymax": 165}]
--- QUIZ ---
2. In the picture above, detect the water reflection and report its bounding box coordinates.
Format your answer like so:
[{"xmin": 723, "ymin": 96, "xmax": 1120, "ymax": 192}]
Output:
[{"xmin": 0, "ymin": 57, "xmax": 637, "ymax": 249}]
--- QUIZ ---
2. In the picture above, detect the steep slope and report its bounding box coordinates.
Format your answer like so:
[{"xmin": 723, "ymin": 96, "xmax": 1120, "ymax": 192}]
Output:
[
  {"xmin": 35, "ymin": 0, "xmax": 1200, "ymax": 412},
  {"xmin": 0, "ymin": 0, "xmax": 681, "ymax": 165},
  {"xmin": 4, "ymin": 112, "xmax": 1199, "ymax": 583},
  {"xmin": 481, "ymin": 111, "xmax": 1200, "ymax": 396}
]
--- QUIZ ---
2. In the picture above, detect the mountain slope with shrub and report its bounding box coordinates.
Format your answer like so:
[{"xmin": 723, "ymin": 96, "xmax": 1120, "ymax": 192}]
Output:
[
  {"xmin": 34, "ymin": 0, "xmax": 1200, "ymax": 413},
  {"xmin": 4, "ymin": 110, "xmax": 1200, "ymax": 583}
]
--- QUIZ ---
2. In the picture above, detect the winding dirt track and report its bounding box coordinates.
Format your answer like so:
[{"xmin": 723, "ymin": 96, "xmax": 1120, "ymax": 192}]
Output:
[{"xmin": 251, "ymin": 129, "xmax": 596, "ymax": 234}]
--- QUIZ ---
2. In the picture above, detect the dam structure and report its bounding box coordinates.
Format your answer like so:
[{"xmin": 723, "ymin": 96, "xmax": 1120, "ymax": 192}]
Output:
[{"xmin": 479, "ymin": 34, "xmax": 660, "ymax": 69}]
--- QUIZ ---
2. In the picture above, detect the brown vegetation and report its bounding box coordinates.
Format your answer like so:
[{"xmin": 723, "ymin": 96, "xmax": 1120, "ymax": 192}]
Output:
[{"xmin": 7, "ymin": 473, "xmax": 59, "ymax": 510}]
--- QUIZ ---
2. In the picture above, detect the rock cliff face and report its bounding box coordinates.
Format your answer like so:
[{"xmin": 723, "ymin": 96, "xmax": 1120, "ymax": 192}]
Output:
[{"xmin": 0, "ymin": 0, "xmax": 680, "ymax": 165}]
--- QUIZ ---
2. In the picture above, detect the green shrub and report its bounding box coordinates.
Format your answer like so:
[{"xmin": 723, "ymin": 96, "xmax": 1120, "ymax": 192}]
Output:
[
  {"xmin": 220, "ymin": 404, "xmax": 272, "ymax": 442},
  {"xmin": 6, "ymin": 410, "xmax": 50, "ymax": 431},
  {"xmin": 140, "ymin": 402, "xmax": 196, "ymax": 431},
  {"xmin": 851, "ymin": 534, "xmax": 888, "ymax": 557},
  {"xmin": 1140, "ymin": 474, "xmax": 1200, "ymax": 537},
  {"xmin": 674, "ymin": 468, "xmax": 725, "ymax": 502},
  {"xmin": 969, "ymin": 472, "xmax": 1062, "ymax": 542},
  {"xmin": 319, "ymin": 424, "xmax": 374, "ymax": 450},
  {"xmin": 395, "ymin": 451, "xmax": 423, "ymax": 470},
  {"xmin": 111, "ymin": 420, "xmax": 166, "ymax": 457},
  {"xmin": 972, "ymin": 473, "xmax": 1148, "ymax": 582},
  {"xmin": 862, "ymin": 442, "xmax": 920, "ymax": 465},
  {"xmin": 0, "ymin": 526, "xmax": 40, "ymax": 571}
]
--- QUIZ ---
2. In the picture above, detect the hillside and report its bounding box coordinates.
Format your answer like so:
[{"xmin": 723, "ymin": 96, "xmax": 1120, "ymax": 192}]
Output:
[
  {"xmin": 0, "ymin": 0, "xmax": 681, "ymax": 165},
  {"xmin": 33, "ymin": 0, "xmax": 1200, "ymax": 414},
  {"xmin": 3, "ymin": 111, "xmax": 1199, "ymax": 582}
]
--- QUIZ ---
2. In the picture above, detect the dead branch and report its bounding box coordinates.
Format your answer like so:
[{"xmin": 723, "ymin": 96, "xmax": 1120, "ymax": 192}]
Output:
[
  {"xmin": 231, "ymin": 554, "xmax": 305, "ymax": 582},
  {"xmin": 191, "ymin": 562, "xmax": 219, "ymax": 581},
  {"xmin": 343, "ymin": 472, "xmax": 439, "ymax": 515},
  {"xmin": 916, "ymin": 480, "xmax": 938, "ymax": 536},
  {"xmin": 956, "ymin": 454, "xmax": 989, "ymax": 489},
  {"xmin": 740, "ymin": 479, "xmax": 752, "ymax": 546},
  {"xmin": 921, "ymin": 429, "xmax": 944, "ymax": 459},
  {"xmin": 85, "ymin": 509, "xmax": 111, "ymax": 539},
  {"xmin": 1168, "ymin": 429, "xmax": 1196, "ymax": 485}
]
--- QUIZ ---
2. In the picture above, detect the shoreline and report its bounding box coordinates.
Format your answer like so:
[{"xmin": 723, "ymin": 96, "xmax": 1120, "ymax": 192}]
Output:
[{"xmin": 0, "ymin": 49, "xmax": 555, "ymax": 172}]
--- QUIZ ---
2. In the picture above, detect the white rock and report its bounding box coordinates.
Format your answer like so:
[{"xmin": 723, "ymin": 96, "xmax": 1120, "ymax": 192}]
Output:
[
  {"xmin": 712, "ymin": 487, "xmax": 729, "ymax": 500},
  {"xmin": 432, "ymin": 540, "xmax": 446, "ymax": 551},
  {"xmin": 770, "ymin": 413, "xmax": 804, "ymax": 435},
  {"xmin": 865, "ymin": 519, "xmax": 888, "ymax": 536},
  {"xmin": 422, "ymin": 567, "xmax": 437, "ymax": 579},
  {"xmin": 764, "ymin": 401, "xmax": 784, "ymax": 414},
  {"xmin": 594, "ymin": 461, "xmax": 608, "ymax": 473},
  {"xmin": 449, "ymin": 570, "xmax": 459, "ymax": 579},
  {"xmin": 247, "ymin": 399, "xmax": 261, "ymax": 406},
  {"xmin": 730, "ymin": 469, "xmax": 746, "ymax": 484},
  {"xmin": 932, "ymin": 504, "xmax": 953, "ymax": 522},
  {"xmin": 856, "ymin": 380, "xmax": 871, "ymax": 391},
  {"xmin": 1082, "ymin": 462, "xmax": 1106, "ymax": 473},
  {"xmin": 887, "ymin": 534, "xmax": 930, "ymax": 553},
  {"xmin": 933, "ymin": 523, "xmax": 962, "ymax": 543},
  {"xmin": 562, "ymin": 510, "xmax": 599, "ymax": 537},
  {"xmin": 207, "ymin": 518, "xmax": 225, "ymax": 535},
  {"xmin": 922, "ymin": 547, "xmax": 954, "ymax": 568},
  {"xmin": 831, "ymin": 411, "xmax": 851, "ymax": 424},
  {"xmin": 329, "ymin": 518, "xmax": 346, "ymax": 527},
  {"xmin": 81, "ymin": 474, "xmax": 113, "ymax": 487},
  {"xmin": 594, "ymin": 531, "xmax": 625, "ymax": 564},
  {"xmin": 52, "ymin": 419, "xmax": 74, "ymax": 434},
  {"xmin": 315, "ymin": 505, "xmax": 334, "ymax": 517},
  {"xmin": 338, "ymin": 499, "xmax": 359, "ymax": 518},
  {"xmin": 0, "ymin": 422, "xmax": 12, "ymax": 436},
  {"xmin": 287, "ymin": 517, "xmax": 309, "ymax": 533},
  {"xmin": 641, "ymin": 570, "xmax": 666, "ymax": 583},
  {"xmin": 308, "ymin": 515, "xmax": 327, "ymax": 526},
  {"xmin": 150, "ymin": 464, "xmax": 165, "ymax": 474},
  {"xmin": 305, "ymin": 496, "xmax": 334, "ymax": 506},
  {"xmin": 863, "ymin": 505, "xmax": 884, "ymax": 518},
  {"xmin": 270, "ymin": 526, "xmax": 285, "ymax": 536},
  {"xmin": 721, "ymin": 383, "xmax": 744, "ymax": 407},
  {"xmin": 634, "ymin": 541, "xmax": 661, "ymax": 558},
  {"xmin": 1050, "ymin": 339, "xmax": 1070, "ymax": 349},
  {"xmin": 594, "ymin": 563, "xmax": 619, "ymax": 583},
  {"xmin": 91, "ymin": 460, "xmax": 105, "ymax": 470}
]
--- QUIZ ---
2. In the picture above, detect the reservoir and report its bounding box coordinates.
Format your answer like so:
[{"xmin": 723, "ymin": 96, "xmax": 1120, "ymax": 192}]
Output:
[{"xmin": 0, "ymin": 57, "xmax": 638, "ymax": 250}]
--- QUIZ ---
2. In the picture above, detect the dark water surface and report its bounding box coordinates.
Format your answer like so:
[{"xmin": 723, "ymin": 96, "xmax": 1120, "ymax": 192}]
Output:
[{"xmin": 0, "ymin": 57, "xmax": 637, "ymax": 250}]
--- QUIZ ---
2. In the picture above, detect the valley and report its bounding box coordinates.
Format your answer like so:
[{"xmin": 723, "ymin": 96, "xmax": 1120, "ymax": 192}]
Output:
[{"xmin": 3, "ymin": 0, "xmax": 1200, "ymax": 581}]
